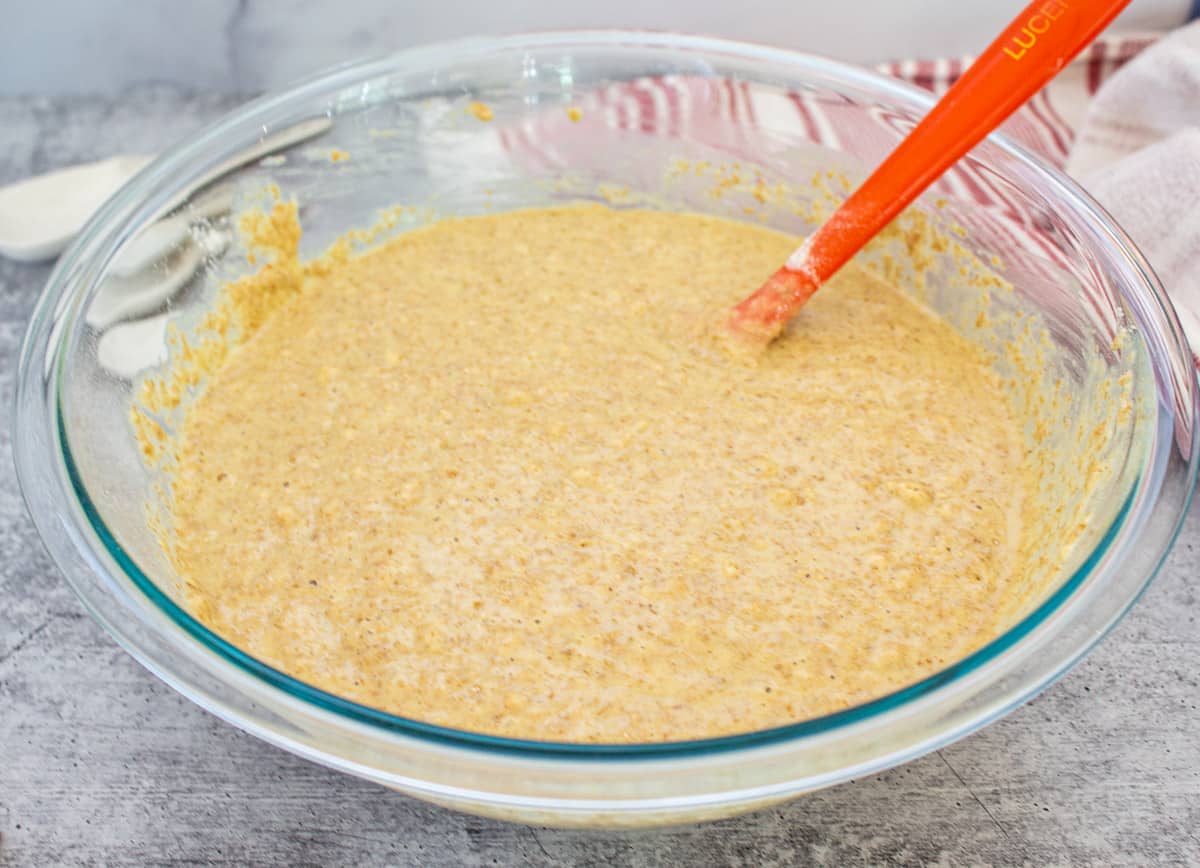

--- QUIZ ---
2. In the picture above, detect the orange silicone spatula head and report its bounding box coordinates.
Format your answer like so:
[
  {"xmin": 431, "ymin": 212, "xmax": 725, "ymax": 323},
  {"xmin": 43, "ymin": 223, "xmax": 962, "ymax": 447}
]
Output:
[{"xmin": 728, "ymin": 0, "xmax": 1132, "ymax": 342}]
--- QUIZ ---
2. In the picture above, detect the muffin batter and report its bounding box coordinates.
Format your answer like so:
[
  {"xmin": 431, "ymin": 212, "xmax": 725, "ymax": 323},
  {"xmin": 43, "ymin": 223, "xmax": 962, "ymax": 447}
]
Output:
[{"xmin": 167, "ymin": 204, "xmax": 1031, "ymax": 742}]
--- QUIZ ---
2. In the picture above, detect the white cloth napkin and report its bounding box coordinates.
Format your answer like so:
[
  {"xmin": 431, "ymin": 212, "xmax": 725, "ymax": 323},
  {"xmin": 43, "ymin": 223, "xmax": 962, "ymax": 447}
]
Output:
[{"xmin": 1067, "ymin": 22, "xmax": 1200, "ymax": 356}]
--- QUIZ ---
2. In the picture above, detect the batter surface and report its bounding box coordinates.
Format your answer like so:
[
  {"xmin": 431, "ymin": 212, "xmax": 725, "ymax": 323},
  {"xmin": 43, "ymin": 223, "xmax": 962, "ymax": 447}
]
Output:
[{"xmin": 170, "ymin": 205, "xmax": 1030, "ymax": 742}]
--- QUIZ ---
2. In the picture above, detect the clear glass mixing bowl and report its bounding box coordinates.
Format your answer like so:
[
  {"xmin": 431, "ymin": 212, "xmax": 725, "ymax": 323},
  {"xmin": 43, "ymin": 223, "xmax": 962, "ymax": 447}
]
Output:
[{"xmin": 13, "ymin": 32, "xmax": 1199, "ymax": 827}]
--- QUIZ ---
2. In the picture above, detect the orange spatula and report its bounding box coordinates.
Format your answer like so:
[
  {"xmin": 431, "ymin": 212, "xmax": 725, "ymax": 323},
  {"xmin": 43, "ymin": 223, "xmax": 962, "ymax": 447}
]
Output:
[{"xmin": 728, "ymin": 0, "xmax": 1131, "ymax": 342}]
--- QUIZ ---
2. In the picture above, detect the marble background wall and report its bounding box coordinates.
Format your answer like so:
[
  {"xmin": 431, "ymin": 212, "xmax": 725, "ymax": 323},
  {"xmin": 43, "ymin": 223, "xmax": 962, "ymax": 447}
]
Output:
[{"xmin": 2, "ymin": 0, "xmax": 1191, "ymax": 95}]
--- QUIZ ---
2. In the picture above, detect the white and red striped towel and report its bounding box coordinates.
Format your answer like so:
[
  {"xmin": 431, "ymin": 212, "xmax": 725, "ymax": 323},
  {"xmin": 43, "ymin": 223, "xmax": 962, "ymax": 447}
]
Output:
[
  {"xmin": 877, "ymin": 32, "xmax": 1158, "ymax": 170},
  {"xmin": 1067, "ymin": 24, "xmax": 1200, "ymax": 360}
]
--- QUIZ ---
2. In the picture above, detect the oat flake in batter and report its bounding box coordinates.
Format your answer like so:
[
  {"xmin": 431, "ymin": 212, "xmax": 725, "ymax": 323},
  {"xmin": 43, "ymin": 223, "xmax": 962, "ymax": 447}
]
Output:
[{"xmin": 167, "ymin": 204, "xmax": 1033, "ymax": 742}]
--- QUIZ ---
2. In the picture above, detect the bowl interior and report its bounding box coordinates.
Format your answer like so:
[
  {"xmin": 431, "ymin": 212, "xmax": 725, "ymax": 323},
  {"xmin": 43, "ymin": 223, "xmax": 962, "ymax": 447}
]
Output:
[{"xmin": 54, "ymin": 36, "xmax": 1156, "ymax": 749}]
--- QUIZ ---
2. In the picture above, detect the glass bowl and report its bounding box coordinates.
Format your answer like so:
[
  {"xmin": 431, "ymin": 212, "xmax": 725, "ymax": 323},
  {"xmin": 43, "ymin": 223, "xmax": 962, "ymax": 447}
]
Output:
[{"xmin": 13, "ymin": 32, "xmax": 1198, "ymax": 828}]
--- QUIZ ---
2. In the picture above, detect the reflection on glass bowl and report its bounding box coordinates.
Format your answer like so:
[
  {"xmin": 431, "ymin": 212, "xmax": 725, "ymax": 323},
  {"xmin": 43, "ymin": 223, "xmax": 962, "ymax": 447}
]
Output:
[{"xmin": 12, "ymin": 32, "xmax": 1198, "ymax": 827}]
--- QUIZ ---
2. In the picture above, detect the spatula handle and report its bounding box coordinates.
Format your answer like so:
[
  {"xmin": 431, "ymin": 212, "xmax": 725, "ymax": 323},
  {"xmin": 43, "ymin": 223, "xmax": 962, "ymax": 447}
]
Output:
[{"xmin": 799, "ymin": 0, "xmax": 1131, "ymax": 284}]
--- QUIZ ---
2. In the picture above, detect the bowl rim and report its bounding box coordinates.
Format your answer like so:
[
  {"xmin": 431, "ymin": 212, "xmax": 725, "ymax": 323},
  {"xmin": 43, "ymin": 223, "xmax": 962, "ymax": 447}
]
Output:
[{"xmin": 17, "ymin": 29, "xmax": 1200, "ymax": 765}]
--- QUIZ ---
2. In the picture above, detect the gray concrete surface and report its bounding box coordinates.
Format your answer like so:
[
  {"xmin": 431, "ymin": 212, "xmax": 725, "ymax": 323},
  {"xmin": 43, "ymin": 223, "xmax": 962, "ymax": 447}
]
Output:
[{"xmin": 1, "ymin": 89, "xmax": 1198, "ymax": 867}]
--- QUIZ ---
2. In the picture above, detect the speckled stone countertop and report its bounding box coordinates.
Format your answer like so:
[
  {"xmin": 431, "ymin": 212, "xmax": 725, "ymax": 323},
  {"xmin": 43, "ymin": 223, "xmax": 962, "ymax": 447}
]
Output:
[{"xmin": 1, "ymin": 88, "xmax": 1197, "ymax": 867}]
